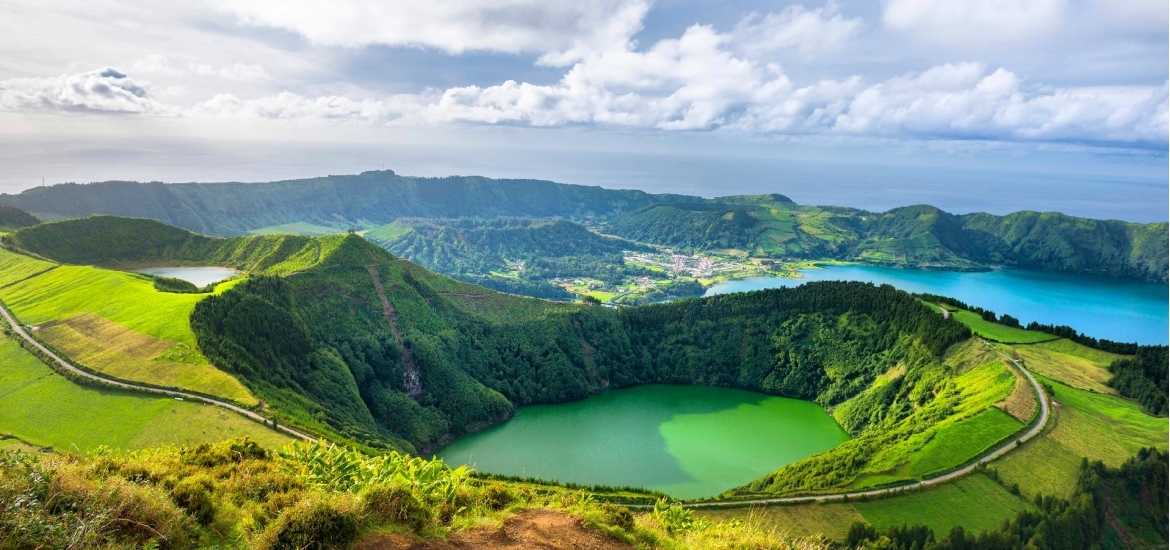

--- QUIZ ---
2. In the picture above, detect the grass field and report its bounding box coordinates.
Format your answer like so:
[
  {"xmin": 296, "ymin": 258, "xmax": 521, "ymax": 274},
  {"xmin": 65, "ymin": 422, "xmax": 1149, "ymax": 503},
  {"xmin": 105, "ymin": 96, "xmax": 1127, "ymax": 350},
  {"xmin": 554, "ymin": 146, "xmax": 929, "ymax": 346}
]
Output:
[
  {"xmin": 0, "ymin": 332, "xmax": 291, "ymax": 452},
  {"xmin": 697, "ymin": 502, "xmax": 865, "ymax": 541},
  {"xmin": 993, "ymin": 376, "xmax": 1167, "ymax": 498},
  {"xmin": 0, "ymin": 247, "xmax": 255, "ymax": 404},
  {"xmin": 903, "ymin": 408, "xmax": 1024, "ymax": 477},
  {"xmin": 35, "ymin": 313, "xmax": 254, "ymax": 403},
  {"xmin": 950, "ymin": 310, "xmax": 1057, "ymax": 344},
  {"xmin": 853, "ymin": 473, "xmax": 1032, "ymax": 535},
  {"xmin": 1008, "ymin": 339, "xmax": 1123, "ymax": 394}
]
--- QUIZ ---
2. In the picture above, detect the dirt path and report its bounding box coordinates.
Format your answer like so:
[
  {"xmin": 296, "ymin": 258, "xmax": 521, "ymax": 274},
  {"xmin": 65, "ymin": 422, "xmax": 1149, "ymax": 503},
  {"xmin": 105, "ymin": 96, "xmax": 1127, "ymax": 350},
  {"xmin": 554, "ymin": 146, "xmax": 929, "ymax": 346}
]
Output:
[
  {"xmin": 354, "ymin": 509, "xmax": 632, "ymax": 550},
  {"xmin": 0, "ymin": 302, "xmax": 315, "ymax": 442},
  {"xmin": 366, "ymin": 265, "xmax": 422, "ymax": 398},
  {"xmin": 632, "ymin": 339, "xmax": 1050, "ymax": 509}
]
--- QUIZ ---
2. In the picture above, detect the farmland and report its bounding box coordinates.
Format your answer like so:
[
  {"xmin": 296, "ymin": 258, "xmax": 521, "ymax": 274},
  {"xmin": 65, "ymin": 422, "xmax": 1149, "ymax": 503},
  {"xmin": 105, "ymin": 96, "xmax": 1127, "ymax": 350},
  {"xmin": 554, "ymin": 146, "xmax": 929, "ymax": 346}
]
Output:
[{"xmin": 0, "ymin": 330, "xmax": 290, "ymax": 452}]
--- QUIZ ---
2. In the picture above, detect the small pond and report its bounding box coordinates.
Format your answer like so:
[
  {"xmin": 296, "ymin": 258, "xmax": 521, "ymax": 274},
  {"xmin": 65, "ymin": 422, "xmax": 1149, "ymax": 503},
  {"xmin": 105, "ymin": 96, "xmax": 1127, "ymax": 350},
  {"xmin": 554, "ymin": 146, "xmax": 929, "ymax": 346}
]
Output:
[{"xmin": 135, "ymin": 267, "xmax": 240, "ymax": 288}]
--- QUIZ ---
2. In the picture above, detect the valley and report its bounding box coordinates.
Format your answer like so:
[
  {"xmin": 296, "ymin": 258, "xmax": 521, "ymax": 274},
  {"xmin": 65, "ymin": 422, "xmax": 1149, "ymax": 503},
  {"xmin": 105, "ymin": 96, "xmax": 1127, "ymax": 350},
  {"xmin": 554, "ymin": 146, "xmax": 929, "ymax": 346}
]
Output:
[{"xmin": 0, "ymin": 190, "xmax": 1164, "ymax": 549}]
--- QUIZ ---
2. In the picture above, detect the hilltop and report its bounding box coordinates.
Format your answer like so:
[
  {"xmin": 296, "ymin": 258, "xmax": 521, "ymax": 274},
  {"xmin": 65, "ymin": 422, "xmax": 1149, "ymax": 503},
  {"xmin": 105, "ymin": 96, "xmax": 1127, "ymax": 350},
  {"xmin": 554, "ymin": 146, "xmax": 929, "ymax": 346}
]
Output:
[{"xmin": 1, "ymin": 172, "xmax": 1164, "ymax": 282}]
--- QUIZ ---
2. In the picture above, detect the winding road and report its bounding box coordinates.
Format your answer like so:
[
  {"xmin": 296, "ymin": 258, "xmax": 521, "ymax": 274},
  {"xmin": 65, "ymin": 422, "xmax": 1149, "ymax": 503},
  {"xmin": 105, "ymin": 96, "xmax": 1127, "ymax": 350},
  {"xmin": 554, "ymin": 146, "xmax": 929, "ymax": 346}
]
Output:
[
  {"xmin": 0, "ymin": 303, "xmax": 316, "ymax": 443},
  {"xmin": 633, "ymin": 340, "xmax": 1050, "ymax": 509}
]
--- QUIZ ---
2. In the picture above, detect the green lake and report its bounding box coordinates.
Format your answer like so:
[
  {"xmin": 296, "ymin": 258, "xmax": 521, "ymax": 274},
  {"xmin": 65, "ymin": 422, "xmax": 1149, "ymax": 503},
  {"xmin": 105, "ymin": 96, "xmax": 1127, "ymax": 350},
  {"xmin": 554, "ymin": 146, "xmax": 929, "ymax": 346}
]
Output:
[{"xmin": 435, "ymin": 385, "xmax": 849, "ymax": 499}]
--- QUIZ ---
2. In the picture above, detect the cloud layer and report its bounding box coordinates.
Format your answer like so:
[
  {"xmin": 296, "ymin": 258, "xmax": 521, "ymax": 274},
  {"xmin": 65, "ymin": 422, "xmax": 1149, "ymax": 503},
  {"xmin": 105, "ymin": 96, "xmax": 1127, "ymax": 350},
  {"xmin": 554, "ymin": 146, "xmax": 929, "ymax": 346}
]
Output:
[{"xmin": 0, "ymin": 1, "xmax": 1165, "ymax": 148}]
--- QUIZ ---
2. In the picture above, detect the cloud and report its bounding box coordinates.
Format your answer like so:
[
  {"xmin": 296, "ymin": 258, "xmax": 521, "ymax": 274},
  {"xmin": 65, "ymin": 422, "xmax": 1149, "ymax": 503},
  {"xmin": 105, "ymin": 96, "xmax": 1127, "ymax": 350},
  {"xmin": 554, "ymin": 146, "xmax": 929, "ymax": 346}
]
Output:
[
  {"xmin": 883, "ymin": 0, "xmax": 1067, "ymax": 48},
  {"xmin": 0, "ymin": 68, "xmax": 171, "ymax": 114},
  {"xmin": 830, "ymin": 63, "xmax": 1168, "ymax": 143},
  {"xmin": 192, "ymin": 59, "xmax": 1167, "ymax": 145},
  {"xmin": 210, "ymin": 0, "xmax": 651, "ymax": 62},
  {"xmin": 131, "ymin": 55, "xmax": 270, "ymax": 81},
  {"xmin": 733, "ymin": 4, "xmax": 863, "ymax": 57}
]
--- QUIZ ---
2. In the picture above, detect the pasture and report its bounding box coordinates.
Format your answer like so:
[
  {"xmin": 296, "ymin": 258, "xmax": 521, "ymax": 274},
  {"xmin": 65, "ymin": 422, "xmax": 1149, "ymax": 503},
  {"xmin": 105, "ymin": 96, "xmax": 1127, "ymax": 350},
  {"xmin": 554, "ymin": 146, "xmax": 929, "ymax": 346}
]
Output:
[
  {"xmin": 0, "ymin": 332, "xmax": 290, "ymax": 452},
  {"xmin": 0, "ymin": 247, "xmax": 255, "ymax": 404},
  {"xmin": 853, "ymin": 473, "xmax": 1032, "ymax": 535},
  {"xmin": 951, "ymin": 310, "xmax": 1056, "ymax": 343}
]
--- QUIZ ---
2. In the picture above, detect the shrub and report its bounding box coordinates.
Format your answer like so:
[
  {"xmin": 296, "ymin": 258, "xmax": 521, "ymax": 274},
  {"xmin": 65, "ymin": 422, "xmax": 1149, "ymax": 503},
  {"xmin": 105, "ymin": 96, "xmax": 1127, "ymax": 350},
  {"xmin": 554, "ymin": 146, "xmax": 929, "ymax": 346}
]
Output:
[
  {"xmin": 49, "ymin": 466, "xmax": 198, "ymax": 549},
  {"xmin": 650, "ymin": 498, "xmax": 696, "ymax": 535},
  {"xmin": 183, "ymin": 438, "xmax": 268, "ymax": 468},
  {"xmin": 172, "ymin": 476, "xmax": 216, "ymax": 525},
  {"xmin": 362, "ymin": 484, "xmax": 432, "ymax": 532},
  {"xmin": 482, "ymin": 482, "xmax": 514, "ymax": 511},
  {"xmin": 600, "ymin": 502, "xmax": 635, "ymax": 531},
  {"xmin": 257, "ymin": 495, "xmax": 361, "ymax": 550}
]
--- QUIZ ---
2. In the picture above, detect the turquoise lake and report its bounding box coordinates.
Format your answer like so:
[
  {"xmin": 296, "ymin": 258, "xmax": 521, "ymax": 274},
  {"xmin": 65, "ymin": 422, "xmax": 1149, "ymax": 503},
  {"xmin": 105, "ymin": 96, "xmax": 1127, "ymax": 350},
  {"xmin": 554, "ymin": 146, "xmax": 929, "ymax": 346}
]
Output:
[
  {"xmin": 707, "ymin": 265, "xmax": 1168, "ymax": 345},
  {"xmin": 437, "ymin": 385, "xmax": 849, "ymax": 499}
]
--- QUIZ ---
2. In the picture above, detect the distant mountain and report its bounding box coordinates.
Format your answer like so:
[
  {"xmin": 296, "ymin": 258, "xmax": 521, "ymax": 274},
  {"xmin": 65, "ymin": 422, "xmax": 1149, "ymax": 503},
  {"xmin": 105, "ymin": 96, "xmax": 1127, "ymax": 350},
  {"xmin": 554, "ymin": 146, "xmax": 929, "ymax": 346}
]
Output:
[
  {"xmin": 0, "ymin": 170, "xmax": 697, "ymax": 236},
  {"xmin": 607, "ymin": 201, "xmax": 1169, "ymax": 282},
  {"xmin": 2, "ymin": 172, "xmax": 1164, "ymax": 282},
  {"xmin": 366, "ymin": 217, "xmax": 654, "ymax": 299}
]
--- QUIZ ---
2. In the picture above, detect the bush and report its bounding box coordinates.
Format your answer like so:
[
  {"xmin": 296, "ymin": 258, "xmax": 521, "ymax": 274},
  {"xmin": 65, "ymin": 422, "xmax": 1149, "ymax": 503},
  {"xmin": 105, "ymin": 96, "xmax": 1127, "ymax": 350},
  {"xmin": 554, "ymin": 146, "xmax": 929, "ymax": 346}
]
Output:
[
  {"xmin": 172, "ymin": 476, "xmax": 216, "ymax": 525},
  {"xmin": 49, "ymin": 466, "xmax": 198, "ymax": 549},
  {"xmin": 362, "ymin": 484, "xmax": 432, "ymax": 532},
  {"xmin": 600, "ymin": 502, "xmax": 635, "ymax": 531},
  {"xmin": 482, "ymin": 482, "xmax": 514, "ymax": 511},
  {"xmin": 182, "ymin": 438, "xmax": 268, "ymax": 467},
  {"xmin": 258, "ymin": 496, "xmax": 361, "ymax": 550}
]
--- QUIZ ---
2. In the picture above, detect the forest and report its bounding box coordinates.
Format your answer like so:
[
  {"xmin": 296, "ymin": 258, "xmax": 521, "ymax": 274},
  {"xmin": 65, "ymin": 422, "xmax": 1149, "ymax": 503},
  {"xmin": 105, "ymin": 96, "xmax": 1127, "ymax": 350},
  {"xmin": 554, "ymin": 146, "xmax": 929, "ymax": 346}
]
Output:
[{"xmin": 366, "ymin": 217, "xmax": 657, "ymax": 300}]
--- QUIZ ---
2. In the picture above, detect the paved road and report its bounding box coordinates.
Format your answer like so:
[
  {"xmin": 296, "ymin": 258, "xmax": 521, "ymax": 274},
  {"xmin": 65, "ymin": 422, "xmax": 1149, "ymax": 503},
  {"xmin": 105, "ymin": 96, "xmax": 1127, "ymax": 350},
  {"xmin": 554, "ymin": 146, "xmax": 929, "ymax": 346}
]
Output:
[
  {"xmin": 633, "ymin": 340, "xmax": 1049, "ymax": 509},
  {"xmin": 0, "ymin": 303, "xmax": 316, "ymax": 443}
]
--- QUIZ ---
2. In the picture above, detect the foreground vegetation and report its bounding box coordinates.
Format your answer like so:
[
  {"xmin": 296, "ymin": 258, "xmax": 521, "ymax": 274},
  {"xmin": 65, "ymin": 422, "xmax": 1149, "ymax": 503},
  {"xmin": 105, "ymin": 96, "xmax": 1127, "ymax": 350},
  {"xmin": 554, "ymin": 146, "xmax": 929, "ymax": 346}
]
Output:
[{"xmin": 0, "ymin": 438, "xmax": 835, "ymax": 550}]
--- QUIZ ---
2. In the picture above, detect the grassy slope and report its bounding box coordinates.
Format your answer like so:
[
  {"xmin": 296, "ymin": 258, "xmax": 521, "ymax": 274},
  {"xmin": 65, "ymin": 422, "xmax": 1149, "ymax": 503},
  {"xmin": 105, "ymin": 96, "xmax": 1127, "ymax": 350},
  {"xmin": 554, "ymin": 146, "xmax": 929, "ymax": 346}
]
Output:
[
  {"xmin": 994, "ymin": 376, "xmax": 1168, "ymax": 497},
  {"xmin": 901, "ymin": 407, "xmax": 1023, "ymax": 478},
  {"xmin": 1009, "ymin": 338, "xmax": 1123, "ymax": 394},
  {"xmin": 843, "ymin": 347, "xmax": 1019, "ymax": 488},
  {"xmin": 950, "ymin": 310, "xmax": 1056, "ymax": 343},
  {"xmin": 696, "ymin": 503, "xmax": 865, "ymax": 541},
  {"xmin": 853, "ymin": 473, "xmax": 1032, "ymax": 534},
  {"xmin": 0, "ymin": 331, "xmax": 290, "ymax": 451},
  {"xmin": 0, "ymin": 248, "xmax": 255, "ymax": 404}
]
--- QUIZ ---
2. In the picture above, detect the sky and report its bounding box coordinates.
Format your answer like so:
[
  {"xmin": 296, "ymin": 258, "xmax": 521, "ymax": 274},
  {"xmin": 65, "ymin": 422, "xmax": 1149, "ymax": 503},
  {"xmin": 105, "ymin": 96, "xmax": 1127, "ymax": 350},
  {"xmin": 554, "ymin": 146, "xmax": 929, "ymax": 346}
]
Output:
[{"xmin": 0, "ymin": 0, "xmax": 1166, "ymax": 221}]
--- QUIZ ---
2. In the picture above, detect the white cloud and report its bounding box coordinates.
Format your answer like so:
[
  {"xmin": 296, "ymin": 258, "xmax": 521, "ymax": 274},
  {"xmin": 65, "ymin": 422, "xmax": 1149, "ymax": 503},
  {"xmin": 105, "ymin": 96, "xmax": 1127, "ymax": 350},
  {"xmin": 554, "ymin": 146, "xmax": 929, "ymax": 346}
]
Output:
[
  {"xmin": 733, "ymin": 4, "xmax": 863, "ymax": 57},
  {"xmin": 830, "ymin": 63, "xmax": 1168, "ymax": 143},
  {"xmin": 131, "ymin": 55, "xmax": 270, "ymax": 82},
  {"xmin": 191, "ymin": 58, "xmax": 1167, "ymax": 145},
  {"xmin": 0, "ymin": 68, "xmax": 172, "ymax": 114},
  {"xmin": 883, "ymin": 0, "xmax": 1067, "ymax": 48},
  {"xmin": 210, "ymin": 0, "xmax": 652, "ymax": 63}
]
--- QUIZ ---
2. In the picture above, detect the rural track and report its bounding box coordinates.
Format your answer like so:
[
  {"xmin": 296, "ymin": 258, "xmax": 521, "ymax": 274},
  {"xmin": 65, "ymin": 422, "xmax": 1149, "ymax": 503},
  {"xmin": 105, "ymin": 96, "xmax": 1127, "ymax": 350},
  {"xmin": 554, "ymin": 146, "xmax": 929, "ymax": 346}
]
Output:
[
  {"xmin": 0, "ymin": 303, "xmax": 316, "ymax": 443},
  {"xmin": 631, "ymin": 340, "xmax": 1050, "ymax": 509}
]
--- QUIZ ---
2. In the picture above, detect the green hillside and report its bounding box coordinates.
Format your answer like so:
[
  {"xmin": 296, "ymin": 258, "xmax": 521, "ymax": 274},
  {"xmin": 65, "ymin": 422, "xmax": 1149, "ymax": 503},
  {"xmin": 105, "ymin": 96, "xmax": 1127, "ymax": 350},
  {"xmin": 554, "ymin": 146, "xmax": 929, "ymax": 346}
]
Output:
[
  {"xmin": 366, "ymin": 217, "xmax": 659, "ymax": 300},
  {"xmin": 607, "ymin": 202, "xmax": 1168, "ymax": 281},
  {"xmin": 0, "ymin": 171, "xmax": 696, "ymax": 235},
  {"xmin": 0, "ymin": 206, "xmax": 39, "ymax": 232},
  {"xmin": 1, "ymin": 172, "xmax": 1163, "ymax": 282}
]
